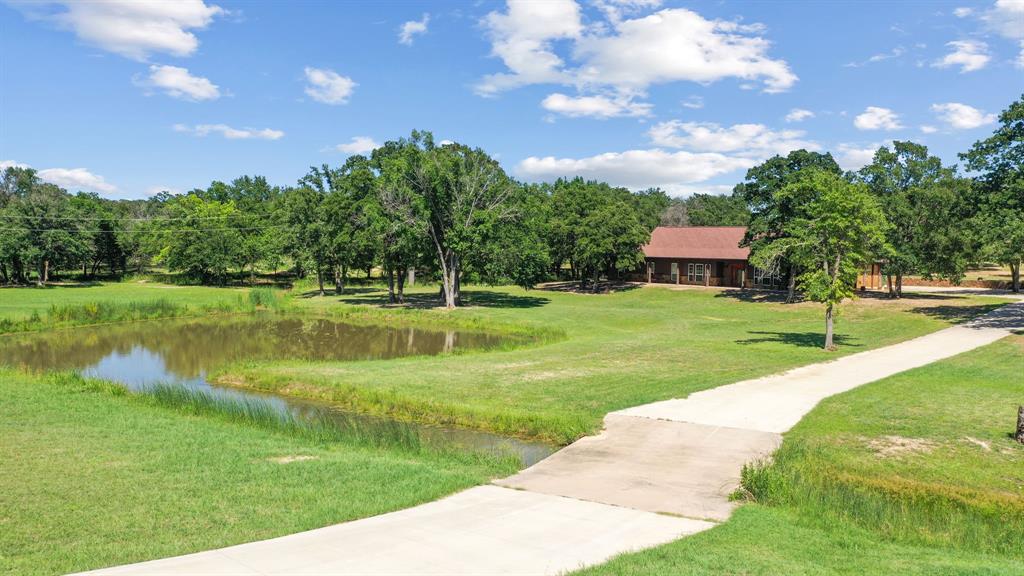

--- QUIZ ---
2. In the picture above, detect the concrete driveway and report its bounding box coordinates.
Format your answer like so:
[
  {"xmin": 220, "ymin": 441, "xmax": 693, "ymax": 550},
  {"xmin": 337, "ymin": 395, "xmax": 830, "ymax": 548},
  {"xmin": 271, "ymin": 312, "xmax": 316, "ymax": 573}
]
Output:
[{"xmin": 77, "ymin": 302, "xmax": 1024, "ymax": 576}]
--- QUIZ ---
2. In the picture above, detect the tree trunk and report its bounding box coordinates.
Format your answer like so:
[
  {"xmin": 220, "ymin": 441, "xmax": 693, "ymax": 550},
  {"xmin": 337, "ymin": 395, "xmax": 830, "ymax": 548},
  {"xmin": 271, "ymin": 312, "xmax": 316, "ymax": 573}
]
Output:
[
  {"xmin": 895, "ymin": 271, "xmax": 903, "ymax": 298},
  {"xmin": 336, "ymin": 264, "xmax": 346, "ymax": 295},
  {"xmin": 333, "ymin": 264, "xmax": 343, "ymax": 294},
  {"xmin": 1011, "ymin": 260, "xmax": 1021, "ymax": 294},
  {"xmin": 396, "ymin": 266, "xmax": 407, "ymax": 304},
  {"xmin": 386, "ymin": 266, "xmax": 396, "ymax": 304},
  {"xmin": 315, "ymin": 263, "xmax": 325, "ymax": 297},
  {"xmin": 452, "ymin": 256, "xmax": 462, "ymax": 306},
  {"xmin": 785, "ymin": 264, "xmax": 797, "ymax": 303},
  {"xmin": 1016, "ymin": 406, "xmax": 1024, "ymax": 444},
  {"xmin": 824, "ymin": 303, "xmax": 835, "ymax": 350},
  {"xmin": 407, "ymin": 267, "xmax": 415, "ymax": 287},
  {"xmin": 886, "ymin": 273, "xmax": 895, "ymax": 298}
]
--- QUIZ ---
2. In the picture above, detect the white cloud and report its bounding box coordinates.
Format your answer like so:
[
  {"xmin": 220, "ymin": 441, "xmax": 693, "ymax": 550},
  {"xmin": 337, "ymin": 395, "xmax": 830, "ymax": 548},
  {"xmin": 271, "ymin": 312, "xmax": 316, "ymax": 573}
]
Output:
[
  {"xmin": 37, "ymin": 167, "xmax": 117, "ymax": 193},
  {"xmin": 1017, "ymin": 40, "xmax": 1024, "ymax": 68},
  {"xmin": 981, "ymin": 1, "xmax": 1024, "ymax": 43},
  {"xmin": 681, "ymin": 95, "xmax": 704, "ymax": 109},
  {"xmin": 303, "ymin": 67, "xmax": 356, "ymax": 105},
  {"xmin": 953, "ymin": 6, "xmax": 974, "ymax": 17},
  {"xmin": 30, "ymin": 0, "xmax": 224, "ymax": 60},
  {"xmin": 476, "ymin": 2, "xmax": 796, "ymax": 103},
  {"xmin": 932, "ymin": 40, "xmax": 990, "ymax": 72},
  {"xmin": 845, "ymin": 46, "xmax": 905, "ymax": 67},
  {"xmin": 173, "ymin": 123, "xmax": 284, "ymax": 140},
  {"xmin": 336, "ymin": 136, "xmax": 380, "ymax": 154},
  {"xmin": 930, "ymin": 102, "xmax": 997, "ymax": 129},
  {"xmin": 2, "ymin": 160, "xmax": 125, "ymax": 196},
  {"xmin": 854, "ymin": 106, "xmax": 903, "ymax": 130},
  {"xmin": 145, "ymin": 185, "xmax": 180, "ymax": 196},
  {"xmin": 0, "ymin": 160, "xmax": 29, "ymax": 171},
  {"xmin": 516, "ymin": 149, "xmax": 754, "ymax": 194},
  {"xmin": 835, "ymin": 142, "xmax": 886, "ymax": 171},
  {"xmin": 399, "ymin": 13, "xmax": 430, "ymax": 45},
  {"xmin": 541, "ymin": 92, "xmax": 651, "ymax": 118},
  {"xmin": 137, "ymin": 64, "xmax": 220, "ymax": 101},
  {"xmin": 648, "ymin": 121, "xmax": 818, "ymax": 158},
  {"xmin": 572, "ymin": 8, "xmax": 797, "ymax": 94},
  {"xmin": 785, "ymin": 108, "xmax": 814, "ymax": 122},
  {"xmin": 476, "ymin": 0, "xmax": 583, "ymax": 96},
  {"xmin": 594, "ymin": 0, "xmax": 664, "ymax": 23},
  {"xmin": 920, "ymin": 125, "xmax": 939, "ymax": 134}
]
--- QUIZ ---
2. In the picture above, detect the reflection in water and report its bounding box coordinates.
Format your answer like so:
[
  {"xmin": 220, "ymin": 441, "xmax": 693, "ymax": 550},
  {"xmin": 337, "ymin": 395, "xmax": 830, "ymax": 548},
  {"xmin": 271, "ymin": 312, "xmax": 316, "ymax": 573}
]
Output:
[{"xmin": 0, "ymin": 316, "xmax": 554, "ymax": 466}]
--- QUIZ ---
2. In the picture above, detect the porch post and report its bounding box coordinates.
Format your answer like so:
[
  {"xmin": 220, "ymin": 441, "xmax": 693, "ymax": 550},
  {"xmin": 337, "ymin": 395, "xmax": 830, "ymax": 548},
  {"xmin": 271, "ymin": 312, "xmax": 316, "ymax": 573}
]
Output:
[
  {"xmin": 647, "ymin": 260, "xmax": 651, "ymax": 283},
  {"xmin": 676, "ymin": 261, "xmax": 680, "ymax": 285}
]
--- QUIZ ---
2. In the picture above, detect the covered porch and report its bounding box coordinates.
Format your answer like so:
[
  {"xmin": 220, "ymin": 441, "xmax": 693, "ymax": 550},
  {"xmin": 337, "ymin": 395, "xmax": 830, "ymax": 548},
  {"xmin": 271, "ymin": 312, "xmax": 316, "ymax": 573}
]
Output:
[{"xmin": 645, "ymin": 258, "xmax": 757, "ymax": 288}]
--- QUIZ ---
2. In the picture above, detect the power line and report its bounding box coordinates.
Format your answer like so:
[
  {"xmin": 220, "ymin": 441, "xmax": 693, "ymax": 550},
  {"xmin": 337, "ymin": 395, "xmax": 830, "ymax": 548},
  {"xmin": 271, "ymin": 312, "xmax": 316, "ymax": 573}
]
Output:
[
  {"xmin": 0, "ymin": 225, "xmax": 287, "ymax": 233},
  {"xmin": 0, "ymin": 214, "xmax": 256, "ymax": 222}
]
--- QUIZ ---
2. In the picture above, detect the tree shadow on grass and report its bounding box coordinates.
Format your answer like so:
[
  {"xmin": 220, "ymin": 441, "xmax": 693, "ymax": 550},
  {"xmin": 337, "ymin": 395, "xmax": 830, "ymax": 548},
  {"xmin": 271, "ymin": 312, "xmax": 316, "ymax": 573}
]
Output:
[
  {"xmin": 297, "ymin": 286, "xmax": 382, "ymax": 299},
  {"xmin": 337, "ymin": 289, "xmax": 550, "ymax": 310},
  {"xmin": 908, "ymin": 303, "xmax": 1009, "ymax": 325},
  {"xmin": 736, "ymin": 331, "xmax": 861, "ymax": 349},
  {"xmin": 713, "ymin": 289, "xmax": 792, "ymax": 303},
  {"xmin": 539, "ymin": 281, "xmax": 643, "ymax": 294}
]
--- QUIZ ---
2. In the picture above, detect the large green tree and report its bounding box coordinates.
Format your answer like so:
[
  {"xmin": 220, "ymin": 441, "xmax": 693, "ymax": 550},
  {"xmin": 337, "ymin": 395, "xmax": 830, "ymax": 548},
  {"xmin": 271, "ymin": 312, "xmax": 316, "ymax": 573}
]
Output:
[
  {"xmin": 961, "ymin": 94, "xmax": 1024, "ymax": 293},
  {"xmin": 775, "ymin": 170, "xmax": 888, "ymax": 349},
  {"xmin": 546, "ymin": 177, "xmax": 659, "ymax": 287},
  {"xmin": 858, "ymin": 141, "xmax": 970, "ymax": 297},
  {"xmin": 661, "ymin": 192, "xmax": 750, "ymax": 227},
  {"xmin": 153, "ymin": 195, "xmax": 240, "ymax": 285},
  {"xmin": 735, "ymin": 150, "xmax": 842, "ymax": 302}
]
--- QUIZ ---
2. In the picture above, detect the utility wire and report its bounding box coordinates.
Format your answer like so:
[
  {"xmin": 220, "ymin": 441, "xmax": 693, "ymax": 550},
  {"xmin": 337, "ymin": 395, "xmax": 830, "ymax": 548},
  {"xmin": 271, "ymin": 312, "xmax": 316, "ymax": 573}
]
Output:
[
  {"xmin": 0, "ymin": 214, "xmax": 257, "ymax": 222},
  {"xmin": 0, "ymin": 225, "xmax": 287, "ymax": 233}
]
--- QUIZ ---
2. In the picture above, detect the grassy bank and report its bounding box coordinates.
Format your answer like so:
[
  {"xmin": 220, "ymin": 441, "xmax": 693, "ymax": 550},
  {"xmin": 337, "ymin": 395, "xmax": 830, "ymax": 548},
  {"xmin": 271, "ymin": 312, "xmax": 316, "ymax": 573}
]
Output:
[
  {"xmin": 576, "ymin": 335, "xmax": 1024, "ymax": 575},
  {"xmin": 221, "ymin": 284, "xmax": 1010, "ymax": 443},
  {"xmin": 0, "ymin": 281, "xmax": 248, "ymax": 320},
  {"xmin": 0, "ymin": 369, "xmax": 515, "ymax": 576},
  {"xmin": 0, "ymin": 285, "xmax": 286, "ymax": 334}
]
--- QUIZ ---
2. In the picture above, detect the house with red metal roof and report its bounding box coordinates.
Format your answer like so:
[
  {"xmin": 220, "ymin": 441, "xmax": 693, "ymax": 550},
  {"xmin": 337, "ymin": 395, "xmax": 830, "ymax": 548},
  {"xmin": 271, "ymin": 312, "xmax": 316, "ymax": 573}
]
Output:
[{"xmin": 642, "ymin": 226, "xmax": 882, "ymax": 290}]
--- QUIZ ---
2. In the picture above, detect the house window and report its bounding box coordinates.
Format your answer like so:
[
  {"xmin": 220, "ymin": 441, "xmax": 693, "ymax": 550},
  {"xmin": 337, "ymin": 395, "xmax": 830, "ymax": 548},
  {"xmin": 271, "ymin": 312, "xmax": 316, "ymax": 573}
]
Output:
[
  {"xmin": 753, "ymin": 267, "xmax": 780, "ymax": 287},
  {"xmin": 670, "ymin": 262, "xmax": 678, "ymax": 283},
  {"xmin": 687, "ymin": 263, "xmax": 695, "ymax": 282},
  {"xmin": 695, "ymin": 263, "xmax": 705, "ymax": 283}
]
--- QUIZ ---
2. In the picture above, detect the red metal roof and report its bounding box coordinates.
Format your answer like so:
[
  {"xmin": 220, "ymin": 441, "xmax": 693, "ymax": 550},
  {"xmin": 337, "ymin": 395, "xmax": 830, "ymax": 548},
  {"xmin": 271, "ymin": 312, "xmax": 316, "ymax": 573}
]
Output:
[{"xmin": 643, "ymin": 226, "xmax": 750, "ymax": 260}]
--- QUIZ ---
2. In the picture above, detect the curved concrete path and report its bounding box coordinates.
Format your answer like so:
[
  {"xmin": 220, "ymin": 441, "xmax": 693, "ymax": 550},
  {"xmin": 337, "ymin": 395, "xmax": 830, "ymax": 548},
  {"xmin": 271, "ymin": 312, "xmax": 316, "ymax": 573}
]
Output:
[{"xmin": 77, "ymin": 302, "xmax": 1024, "ymax": 576}]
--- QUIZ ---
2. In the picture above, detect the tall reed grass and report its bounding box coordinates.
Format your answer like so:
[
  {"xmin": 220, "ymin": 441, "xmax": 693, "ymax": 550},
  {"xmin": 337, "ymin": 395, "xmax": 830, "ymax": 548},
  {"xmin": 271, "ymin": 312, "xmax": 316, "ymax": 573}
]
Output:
[
  {"xmin": 47, "ymin": 372, "xmax": 519, "ymax": 468},
  {"xmin": 736, "ymin": 441, "xmax": 1024, "ymax": 556},
  {"xmin": 146, "ymin": 383, "xmax": 423, "ymax": 451},
  {"xmin": 0, "ymin": 288, "xmax": 289, "ymax": 335}
]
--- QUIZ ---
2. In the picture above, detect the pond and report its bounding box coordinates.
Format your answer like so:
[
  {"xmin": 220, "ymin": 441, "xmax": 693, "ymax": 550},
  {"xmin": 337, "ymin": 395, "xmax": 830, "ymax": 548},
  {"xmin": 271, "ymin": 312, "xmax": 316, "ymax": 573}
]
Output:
[{"xmin": 0, "ymin": 315, "xmax": 555, "ymax": 466}]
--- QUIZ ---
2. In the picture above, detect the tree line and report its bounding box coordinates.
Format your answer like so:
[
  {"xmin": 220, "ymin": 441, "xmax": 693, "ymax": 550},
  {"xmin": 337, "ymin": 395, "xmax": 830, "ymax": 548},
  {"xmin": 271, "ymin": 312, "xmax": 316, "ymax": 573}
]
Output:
[
  {"xmin": 0, "ymin": 131, "xmax": 667, "ymax": 307},
  {"xmin": 1, "ymin": 96, "xmax": 1020, "ymax": 320}
]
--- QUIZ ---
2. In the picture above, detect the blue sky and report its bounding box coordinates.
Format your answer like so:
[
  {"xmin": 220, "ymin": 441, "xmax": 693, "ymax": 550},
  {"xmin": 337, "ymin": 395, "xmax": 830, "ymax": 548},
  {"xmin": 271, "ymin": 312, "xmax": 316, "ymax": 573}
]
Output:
[{"xmin": 1, "ymin": 0, "xmax": 1022, "ymax": 199}]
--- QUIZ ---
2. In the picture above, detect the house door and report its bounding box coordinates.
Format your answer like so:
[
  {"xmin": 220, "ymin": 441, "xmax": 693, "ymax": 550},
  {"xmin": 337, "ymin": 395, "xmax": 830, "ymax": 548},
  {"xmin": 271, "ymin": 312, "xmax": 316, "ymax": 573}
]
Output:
[{"xmin": 670, "ymin": 262, "xmax": 678, "ymax": 283}]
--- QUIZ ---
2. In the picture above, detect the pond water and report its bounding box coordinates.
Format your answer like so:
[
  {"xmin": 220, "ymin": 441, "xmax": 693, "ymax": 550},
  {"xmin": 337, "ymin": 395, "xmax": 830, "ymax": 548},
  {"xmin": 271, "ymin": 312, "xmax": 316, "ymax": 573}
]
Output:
[{"xmin": 0, "ymin": 316, "xmax": 555, "ymax": 466}]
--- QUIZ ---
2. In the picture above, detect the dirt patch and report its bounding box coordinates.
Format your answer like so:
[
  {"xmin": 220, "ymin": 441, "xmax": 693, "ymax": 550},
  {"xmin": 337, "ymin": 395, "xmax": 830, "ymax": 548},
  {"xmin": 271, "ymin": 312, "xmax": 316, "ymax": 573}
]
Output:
[
  {"xmin": 964, "ymin": 436, "xmax": 992, "ymax": 452},
  {"xmin": 864, "ymin": 435, "xmax": 937, "ymax": 458},
  {"xmin": 267, "ymin": 455, "xmax": 319, "ymax": 464}
]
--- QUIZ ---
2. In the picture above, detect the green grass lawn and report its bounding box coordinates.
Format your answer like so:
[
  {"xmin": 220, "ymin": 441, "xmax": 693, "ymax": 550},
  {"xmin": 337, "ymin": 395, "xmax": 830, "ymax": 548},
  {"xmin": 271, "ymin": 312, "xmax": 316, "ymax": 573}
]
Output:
[
  {"xmin": 576, "ymin": 334, "xmax": 1024, "ymax": 575},
  {"xmin": 221, "ymin": 284, "xmax": 1009, "ymax": 443},
  {"xmin": 0, "ymin": 370, "xmax": 514, "ymax": 576},
  {"xmin": 1, "ymin": 280, "xmax": 1015, "ymax": 575},
  {"xmin": 0, "ymin": 281, "xmax": 247, "ymax": 321}
]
